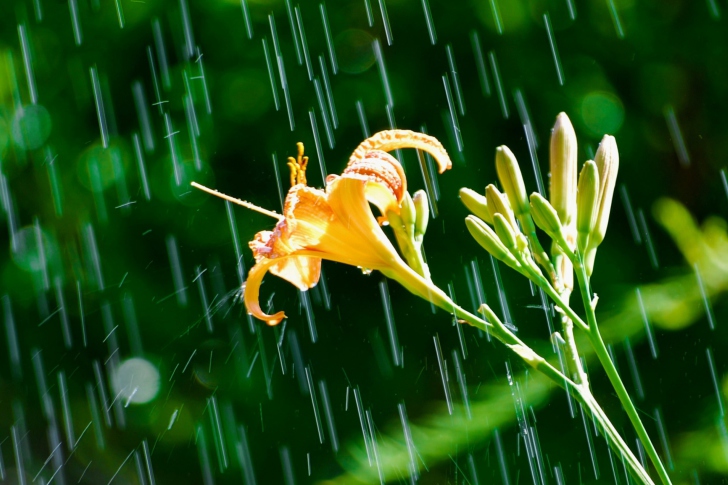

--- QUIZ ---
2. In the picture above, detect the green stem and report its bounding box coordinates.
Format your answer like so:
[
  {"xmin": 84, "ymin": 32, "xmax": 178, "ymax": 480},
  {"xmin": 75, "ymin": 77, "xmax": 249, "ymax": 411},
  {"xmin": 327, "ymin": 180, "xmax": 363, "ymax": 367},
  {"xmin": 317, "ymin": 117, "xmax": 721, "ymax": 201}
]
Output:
[
  {"xmin": 519, "ymin": 263, "xmax": 590, "ymax": 333},
  {"xmin": 520, "ymin": 214, "xmax": 557, "ymax": 282},
  {"xmin": 384, "ymin": 260, "xmax": 655, "ymax": 484},
  {"xmin": 451, "ymin": 303, "xmax": 654, "ymax": 485},
  {"xmin": 558, "ymin": 289, "xmax": 590, "ymax": 388},
  {"xmin": 574, "ymin": 262, "xmax": 672, "ymax": 485},
  {"xmin": 547, "ymin": 243, "xmax": 589, "ymax": 388}
]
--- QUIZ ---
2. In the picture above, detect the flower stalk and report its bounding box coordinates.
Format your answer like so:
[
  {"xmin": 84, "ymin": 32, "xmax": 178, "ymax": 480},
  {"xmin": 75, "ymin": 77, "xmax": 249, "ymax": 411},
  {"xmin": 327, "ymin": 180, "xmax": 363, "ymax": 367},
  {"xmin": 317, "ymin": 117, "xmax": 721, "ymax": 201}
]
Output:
[
  {"xmin": 195, "ymin": 122, "xmax": 669, "ymax": 485},
  {"xmin": 460, "ymin": 112, "xmax": 672, "ymax": 485}
]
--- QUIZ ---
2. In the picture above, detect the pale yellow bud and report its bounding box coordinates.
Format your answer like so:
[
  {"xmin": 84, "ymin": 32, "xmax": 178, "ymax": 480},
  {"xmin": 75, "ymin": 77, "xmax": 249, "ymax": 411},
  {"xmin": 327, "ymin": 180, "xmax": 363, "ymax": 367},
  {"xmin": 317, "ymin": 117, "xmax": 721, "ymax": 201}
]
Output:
[
  {"xmin": 549, "ymin": 112, "xmax": 578, "ymax": 228},
  {"xmin": 413, "ymin": 190, "xmax": 429, "ymax": 239},
  {"xmin": 459, "ymin": 187, "xmax": 493, "ymax": 224},
  {"xmin": 591, "ymin": 135, "xmax": 619, "ymax": 249},
  {"xmin": 495, "ymin": 146, "xmax": 529, "ymax": 217}
]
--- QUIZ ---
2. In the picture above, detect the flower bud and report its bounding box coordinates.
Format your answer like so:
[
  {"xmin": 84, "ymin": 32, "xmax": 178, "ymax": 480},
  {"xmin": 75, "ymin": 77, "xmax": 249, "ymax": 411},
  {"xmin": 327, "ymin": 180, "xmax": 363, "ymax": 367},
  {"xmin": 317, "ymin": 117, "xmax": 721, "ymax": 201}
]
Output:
[
  {"xmin": 530, "ymin": 193, "xmax": 563, "ymax": 238},
  {"xmin": 459, "ymin": 187, "xmax": 493, "ymax": 224},
  {"xmin": 549, "ymin": 112, "xmax": 578, "ymax": 228},
  {"xmin": 591, "ymin": 135, "xmax": 619, "ymax": 249},
  {"xmin": 485, "ymin": 184, "xmax": 518, "ymax": 230},
  {"xmin": 576, "ymin": 160, "xmax": 599, "ymax": 255},
  {"xmin": 493, "ymin": 213, "xmax": 518, "ymax": 253},
  {"xmin": 400, "ymin": 191, "xmax": 416, "ymax": 235},
  {"xmin": 413, "ymin": 190, "xmax": 429, "ymax": 239},
  {"xmin": 465, "ymin": 215, "xmax": 520, "ymax": 268},
  {"xmin": 495, "ymin": 146, "xmax": 529, "ymax": 217}
]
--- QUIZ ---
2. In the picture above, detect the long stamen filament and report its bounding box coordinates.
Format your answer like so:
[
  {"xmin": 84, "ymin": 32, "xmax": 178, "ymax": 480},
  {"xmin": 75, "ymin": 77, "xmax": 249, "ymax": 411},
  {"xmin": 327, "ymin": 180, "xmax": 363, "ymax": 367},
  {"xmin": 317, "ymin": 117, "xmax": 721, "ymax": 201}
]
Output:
[{"xmin": 191, "ymin": 182, "xmax": 284, "ymax": 221}]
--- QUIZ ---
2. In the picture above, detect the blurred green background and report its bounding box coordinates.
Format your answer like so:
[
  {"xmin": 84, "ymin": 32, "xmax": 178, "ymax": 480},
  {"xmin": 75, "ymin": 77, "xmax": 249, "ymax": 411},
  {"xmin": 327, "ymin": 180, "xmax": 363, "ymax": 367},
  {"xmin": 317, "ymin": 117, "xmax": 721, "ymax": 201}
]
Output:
[{"xmin": 0, "ymin": 0, "xmax": 727, "ymax": 483}]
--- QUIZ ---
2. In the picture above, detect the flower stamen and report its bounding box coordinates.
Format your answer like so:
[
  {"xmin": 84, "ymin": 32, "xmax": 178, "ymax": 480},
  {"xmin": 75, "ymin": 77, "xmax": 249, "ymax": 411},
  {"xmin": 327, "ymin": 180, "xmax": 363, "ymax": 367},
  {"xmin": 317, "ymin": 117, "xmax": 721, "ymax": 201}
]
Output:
[{"xmin": 287, "ymin": 142, "xmax": 308, "ymax": 187}]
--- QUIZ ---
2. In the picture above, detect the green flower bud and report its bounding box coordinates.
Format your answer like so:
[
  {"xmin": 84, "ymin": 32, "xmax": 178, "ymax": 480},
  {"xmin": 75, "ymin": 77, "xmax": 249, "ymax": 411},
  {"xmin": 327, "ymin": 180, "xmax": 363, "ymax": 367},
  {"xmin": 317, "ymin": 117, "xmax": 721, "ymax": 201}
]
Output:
[
  {"xmin": 576, "ymin": 160, "xmax": 599, "ymax": 255},
  {"xmin": 493, "ymin": 213, "xmax": 518, "ymax": 253},
  {"xmin": 495, "ymin": 145, "xmax": 529, "ymax": 217},
  {"xmin": 529, "ymin": 192, "xmax": 563, "ymax": 238},
  {"xmin": 400, "ymin": 191, "xmax": 416, "ymax": 236},
  {"xmin": 413, "ymin": 190, "xmax": 429, "ymax": 239},
  {"xmin": 550, "ymin": 112, "xmax": 578, "ymax": 229},
  {"xmin": 485, "ymin": 184, "xmax": 518, "ymax": 230},
  {"xmin": 465, "ymin": 215, "xmax": 520, "ymax": 268},
  {"xmin": 459, "ymin": 187, "xmax": 493, "ymax": 224}
]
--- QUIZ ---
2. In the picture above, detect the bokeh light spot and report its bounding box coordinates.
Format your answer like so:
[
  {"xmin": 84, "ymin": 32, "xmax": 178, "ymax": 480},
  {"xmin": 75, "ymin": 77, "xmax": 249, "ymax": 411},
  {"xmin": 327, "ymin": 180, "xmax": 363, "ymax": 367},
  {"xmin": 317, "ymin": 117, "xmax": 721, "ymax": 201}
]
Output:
[
  {"xmin": 580, "ymin": 91, "xmax": 624, "ymax": 136},
  {"xmin": 113, "ymin": 357, "xmax": 161, "ymax": 405},
  {"xmin": 12, "ymin": 104, "xmax": 52, "ymax": 150},
  {"xmin": 11, "ymin": 226, "xmax": 46, "ymax": 274},
  {"xmin": 335, "ymin": 29, "xmax": 376, "ymax": 74},
  {"xmin": 220, "ymin": 69, "xmax": 270, "ymax": 122},
  {"xmin": 76, "ymin": 141, "xmax": 129, "ymax": 192}
]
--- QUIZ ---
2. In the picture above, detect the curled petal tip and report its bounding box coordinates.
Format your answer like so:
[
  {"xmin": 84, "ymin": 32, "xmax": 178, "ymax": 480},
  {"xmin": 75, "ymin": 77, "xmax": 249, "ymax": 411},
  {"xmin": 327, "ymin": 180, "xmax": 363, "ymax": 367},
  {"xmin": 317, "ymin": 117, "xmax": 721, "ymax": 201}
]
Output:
[
  {"xmin": 349, "ymin": 130, "xmax": 452, "ymax": 175},
  {"xmin": 264, "ymin": 313, "xmax": 287, "ymax": 326}
]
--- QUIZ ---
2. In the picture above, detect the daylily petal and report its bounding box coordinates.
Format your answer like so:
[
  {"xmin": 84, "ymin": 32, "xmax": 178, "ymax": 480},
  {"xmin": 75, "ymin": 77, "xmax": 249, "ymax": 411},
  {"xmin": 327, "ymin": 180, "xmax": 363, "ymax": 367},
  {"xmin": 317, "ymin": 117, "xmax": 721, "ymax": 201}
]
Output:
[
  {"xmin": 249, "ymin": 217, "xmax": 321, "ymax": 290},
  {"xmin": 348, "ymin": 130, "xmax": 452, "ymax": 174},
  {"xmin": 326, "ymin": 176, "xmax": 403, "ymax": 268},
  {"xmin": 270, "ymin": 255, "xmax": 321, "ymax": 290},
  {"xmin": 282, "ymin": 184, "xmax": 334, "ymax": 249},
  {"xmin": 242, "ymin": 132, "xmax": 452, "ymax": 326},
  {"xmin": 243, "ymin": 258, "xmax": 287, "ymax": 325},
  {"xmin": 327, "ymin": 150, "xmax": 403, "ymax": 219},
  {"xmin": 244, "ymin": 176, "xmax": 399, "ymax": 324}
]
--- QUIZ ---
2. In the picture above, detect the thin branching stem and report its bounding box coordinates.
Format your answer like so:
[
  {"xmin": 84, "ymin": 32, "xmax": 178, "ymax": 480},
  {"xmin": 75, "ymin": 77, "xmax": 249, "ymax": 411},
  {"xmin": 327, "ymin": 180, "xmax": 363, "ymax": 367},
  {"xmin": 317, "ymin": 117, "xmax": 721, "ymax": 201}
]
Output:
[
  {"xmin": 574, "ymin": 260, "xmax": 672, "ymax": 485},
  {"xmin": 447, "ymin": 300, "xmax": 654, "ymax": 485}
]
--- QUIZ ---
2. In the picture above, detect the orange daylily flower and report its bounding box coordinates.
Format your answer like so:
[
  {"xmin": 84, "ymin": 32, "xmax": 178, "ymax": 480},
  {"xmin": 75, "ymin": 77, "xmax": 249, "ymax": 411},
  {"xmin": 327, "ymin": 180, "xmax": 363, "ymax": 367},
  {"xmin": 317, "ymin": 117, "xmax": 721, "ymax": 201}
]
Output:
[{"xmin": 241, "ymin": 130, "xmax": 453, "ymax": 325}]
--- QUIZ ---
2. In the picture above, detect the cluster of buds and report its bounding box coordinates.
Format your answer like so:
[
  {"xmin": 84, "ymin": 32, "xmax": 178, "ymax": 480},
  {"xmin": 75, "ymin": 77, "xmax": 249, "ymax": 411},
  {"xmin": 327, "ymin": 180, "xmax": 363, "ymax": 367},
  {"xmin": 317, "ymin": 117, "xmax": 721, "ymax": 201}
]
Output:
[
  {"xmin": 461, "ymin": 112, "xmax": 619, "ymax": 289},
  {"xmin": 387, "ymin": 190, "xmax": 432, "ymax": 280},
  {"xmin": 460, "ymin": 146, "xmax": 548, "ymax": 282}
]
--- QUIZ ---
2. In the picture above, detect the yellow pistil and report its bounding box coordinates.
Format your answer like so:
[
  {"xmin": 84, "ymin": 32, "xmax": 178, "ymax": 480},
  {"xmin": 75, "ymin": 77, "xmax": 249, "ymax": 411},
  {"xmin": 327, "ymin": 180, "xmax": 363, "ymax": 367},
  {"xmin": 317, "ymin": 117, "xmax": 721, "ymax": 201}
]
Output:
[{"xmin": 287, "ymin": 142, "xmax": 308, "ymax": 187}]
